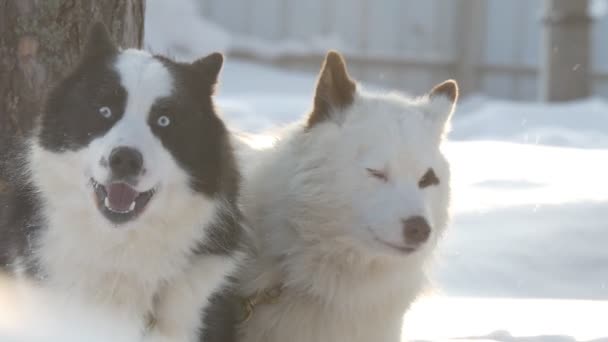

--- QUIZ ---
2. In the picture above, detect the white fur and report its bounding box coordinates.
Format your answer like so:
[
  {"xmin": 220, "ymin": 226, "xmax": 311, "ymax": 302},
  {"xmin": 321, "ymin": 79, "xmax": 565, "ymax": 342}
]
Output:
[
  {"xmin": 89, "ymin": 49, "xmax": 174, "ymax": 193},
  {"xmin": 146, "ymin": 255, "xmax": 240, "ymax": 342},
  {"xmin": 236, "ymin": 87, "xmax": 454, "ymax": 342},
  {"xmin": 25, "ymin": 49, "xmax": 236, "ymax": 341}
]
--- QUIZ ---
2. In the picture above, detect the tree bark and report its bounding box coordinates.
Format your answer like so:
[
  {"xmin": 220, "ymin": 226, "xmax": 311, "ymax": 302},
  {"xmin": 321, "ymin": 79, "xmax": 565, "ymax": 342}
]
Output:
[
  {"xmin": 0, "ymin": 0, "xmax": 145, "ymax": 137},
  {"xmin": 0, "ymin": 0, "xmax": 145, "ymax": 192}
]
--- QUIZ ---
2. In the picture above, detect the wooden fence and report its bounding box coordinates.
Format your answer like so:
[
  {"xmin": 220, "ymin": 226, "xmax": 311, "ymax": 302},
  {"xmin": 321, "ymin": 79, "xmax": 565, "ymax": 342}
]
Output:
[{"xmin": 200, "ymin": 0, "xmax": 608, "ymax": 99}]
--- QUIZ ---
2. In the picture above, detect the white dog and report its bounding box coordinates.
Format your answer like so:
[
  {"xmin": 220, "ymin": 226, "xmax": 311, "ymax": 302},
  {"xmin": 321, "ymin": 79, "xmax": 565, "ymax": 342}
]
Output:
[{"xmin": 206, "ymin": 51, "xmax": 458, "ymax": 342}]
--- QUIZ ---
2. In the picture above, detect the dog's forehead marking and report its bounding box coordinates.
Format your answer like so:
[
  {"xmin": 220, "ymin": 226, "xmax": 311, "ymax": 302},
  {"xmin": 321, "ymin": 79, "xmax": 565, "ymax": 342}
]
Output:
[{"xmin": 114, "ymin": 49, "xmax": 173, "ymax": 120}]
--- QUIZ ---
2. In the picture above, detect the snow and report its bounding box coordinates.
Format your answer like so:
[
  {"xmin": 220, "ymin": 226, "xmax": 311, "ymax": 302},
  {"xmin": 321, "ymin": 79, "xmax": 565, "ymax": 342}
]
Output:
[
  {"xmin": 403, "ymin": 297, "xmax": 607, "ymax": 341},
  {"xmin": 230, "ymin": 33, "xmax": 354, "ymax": 60},
  {"xmin": 144, "ymin": 0, "xmax": 230, "ymax": 62},
  {"xmin": 144, "ymin": 0, "xmax": 353, "ymax": 63},
  {"xmin": 0, "ymin": 277, "xmax": 139, "ymax": 342},
  {"xmin": 451, "ymin": 98, "xmax": 608, "ymax": 149},
  {"xmin": 590, "ymin": 0, "xmax": 608, "ymax": 19}
]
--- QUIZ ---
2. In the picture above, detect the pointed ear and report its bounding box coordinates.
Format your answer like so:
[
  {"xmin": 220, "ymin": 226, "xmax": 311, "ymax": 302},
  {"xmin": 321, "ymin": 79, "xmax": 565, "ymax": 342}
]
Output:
[
  {"xmin": 307, "ymin": 51, "xmax": 357, "ymax": 128},
  {"xmin": 192, "ymin": 52, "xmax": 224, "ymax": 85},
  {"xmin": 82, "ymin": 22, "xmax": 117, "ymax": 60},
  {"xmin": 426, "ymin": 79, "xmax": 459, "ymax": 138},
  {"xmin": 430, "ymin": 79, "xmax": 458, "ymax": 107}
]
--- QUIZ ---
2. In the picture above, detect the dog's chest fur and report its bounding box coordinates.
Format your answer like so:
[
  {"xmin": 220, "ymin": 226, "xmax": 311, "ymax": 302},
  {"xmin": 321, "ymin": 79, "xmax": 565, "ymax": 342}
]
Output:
[
  {"xmin": 241, "ymin": 297, "xmax": 404, "ymax": 342},
  {"xmin": 23, "ymin": 139, "xmax": 222, "ymax": 323},
  {"xmin": 34, "ymin": 185, "xmax": 213, "ymax": 319},
  {"xmin": 237, "ymin": 252, "xmax": 426, "ymax": 342}
]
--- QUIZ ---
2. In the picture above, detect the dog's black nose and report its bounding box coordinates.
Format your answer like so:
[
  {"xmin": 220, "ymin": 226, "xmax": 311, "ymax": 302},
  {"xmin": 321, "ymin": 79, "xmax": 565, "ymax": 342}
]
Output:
[
  {"xmin": 108, "ymin": 146, "xmax": 143, "ymax": 179},
  {"xmin": 402, "ymin": 216, "xmax": 431, "ymax": 245}
]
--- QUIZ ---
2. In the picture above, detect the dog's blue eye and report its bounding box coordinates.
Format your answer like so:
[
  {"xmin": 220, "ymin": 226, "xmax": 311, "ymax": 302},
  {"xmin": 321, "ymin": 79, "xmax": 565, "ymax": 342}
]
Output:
[
  {"xmin": 157, "ymin": 116, "xmax": 171, "ymax": 127},
  {"xmin": 99, "ymin": 106, "xmax": 112, "ymax": 119}
]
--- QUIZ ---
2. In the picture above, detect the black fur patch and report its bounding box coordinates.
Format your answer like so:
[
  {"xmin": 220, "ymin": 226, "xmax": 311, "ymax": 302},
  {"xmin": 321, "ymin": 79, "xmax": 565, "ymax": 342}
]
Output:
[
  {"xmin": 39, "ymin": 23, "xmax": 125, "ymax": 152},
  {"xmin": 149, "ymin": 56, "xmax": 239, "ymax": 198},
  {"xmin": 38, "ymin": 53, "xmax": 126, "ymax": 152},
  {"xmin": 201, "ymin": 285, "xmax": 240, "ymax": 342},
  {"xmin": 195, "ymin": 205, "xmax": 242, "ymax": 256}
]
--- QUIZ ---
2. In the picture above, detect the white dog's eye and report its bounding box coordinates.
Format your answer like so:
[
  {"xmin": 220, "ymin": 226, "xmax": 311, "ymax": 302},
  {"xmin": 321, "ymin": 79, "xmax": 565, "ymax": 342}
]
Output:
[
  {"xmin": 99, "ymin": 106, "xmax": 112, "ymax": 119},
  {"xmin": 157, "ymin": 115, "xmax": 171, "ymax": 127},
  {"xmin": 418, "ymin": 168, "xmax": 440, "ymax": 188},
  {"xmin": 366, "ymin": 168, "xmax": 388, "ymax": 182}
]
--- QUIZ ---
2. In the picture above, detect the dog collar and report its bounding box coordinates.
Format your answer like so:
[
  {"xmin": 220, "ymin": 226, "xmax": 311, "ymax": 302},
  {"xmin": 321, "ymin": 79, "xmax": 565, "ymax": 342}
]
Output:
[{"xmin": 240, "ymin": 285, "xmax": 283, "ymax": 323}]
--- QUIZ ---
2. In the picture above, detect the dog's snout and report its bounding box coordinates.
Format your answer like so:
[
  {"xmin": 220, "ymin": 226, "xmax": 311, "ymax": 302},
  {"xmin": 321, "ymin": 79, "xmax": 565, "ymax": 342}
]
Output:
[
  {"xmin": 402, "ymin": 216, "xmax": 431, "ymax": 245},
  {"xmin": 108, "ymin": 146, "xmax": 143, "ymax": 178}
]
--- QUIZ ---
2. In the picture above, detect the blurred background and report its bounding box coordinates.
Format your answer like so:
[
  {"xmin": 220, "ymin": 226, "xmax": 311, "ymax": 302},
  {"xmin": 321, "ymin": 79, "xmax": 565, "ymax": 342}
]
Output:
[{"xmin": 148, "ymin": 0, "xmax": 608, "ymax": 101}]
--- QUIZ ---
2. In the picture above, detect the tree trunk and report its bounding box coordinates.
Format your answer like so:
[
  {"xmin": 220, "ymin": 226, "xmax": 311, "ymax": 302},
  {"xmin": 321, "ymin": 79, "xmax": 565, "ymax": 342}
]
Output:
[{"xmin": 0, "ymin": 0, "xmax": 145, "ymax": 192}]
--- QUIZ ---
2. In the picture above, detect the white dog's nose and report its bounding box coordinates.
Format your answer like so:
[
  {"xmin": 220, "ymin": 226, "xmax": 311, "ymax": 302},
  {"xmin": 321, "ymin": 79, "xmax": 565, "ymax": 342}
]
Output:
[
  {"xmin": 109, "ymin": 146, "xmax": 143, "ymax": 179},
  {"xmin": 402, "ymin": 216, "xmax": 431, "ymax": 245}
]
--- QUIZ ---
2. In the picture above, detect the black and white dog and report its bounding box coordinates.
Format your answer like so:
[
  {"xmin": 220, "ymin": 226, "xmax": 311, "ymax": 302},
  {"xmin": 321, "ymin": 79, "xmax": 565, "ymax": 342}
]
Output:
[{"xmin": 0, "ymin": 23, "xmax": 242, "ymax": 342}]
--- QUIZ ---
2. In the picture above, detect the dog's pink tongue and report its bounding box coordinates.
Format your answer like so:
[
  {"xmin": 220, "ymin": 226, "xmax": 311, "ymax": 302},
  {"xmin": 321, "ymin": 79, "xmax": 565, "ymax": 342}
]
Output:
[{"xmin": 106, "ymin": 183, "xmax": 138, "ymax": 212}]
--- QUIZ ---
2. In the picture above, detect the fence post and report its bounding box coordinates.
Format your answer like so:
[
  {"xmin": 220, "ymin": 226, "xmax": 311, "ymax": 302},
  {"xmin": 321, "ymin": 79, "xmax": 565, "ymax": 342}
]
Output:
[
  {"xmin": 540, "ymin": 0, "xmax": 592, "ymax": 102},
  {"xmin": 454, "ymin": 0, "xmax": 486, "ymax": 97}
]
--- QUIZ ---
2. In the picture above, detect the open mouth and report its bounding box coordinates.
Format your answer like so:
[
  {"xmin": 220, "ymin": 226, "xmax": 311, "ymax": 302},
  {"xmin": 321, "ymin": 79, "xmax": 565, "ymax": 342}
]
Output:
[{"xmin": 91, "ymin": 179, "xmax": 156, "ymax": 225}]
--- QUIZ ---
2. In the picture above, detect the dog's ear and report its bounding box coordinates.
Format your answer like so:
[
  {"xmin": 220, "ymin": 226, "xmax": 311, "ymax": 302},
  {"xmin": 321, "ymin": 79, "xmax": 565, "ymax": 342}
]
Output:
[
  {"xmin": 82, "ymin": 22, "xmax": 117, "ymax": 60},
  {"xmin": 426, "ymin": 79, "xmax": 459, "ymax": 139},
  {"xmin": 192, "ymin": 52, "xmax": 224, "ymax": 86},
  {"xmin": 307, "ymin": 51, "xmax": 357, "ymax": 128},
  {"xmin": 429, "ymin": 80, "xmax": 458, "ymax": 111}
]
